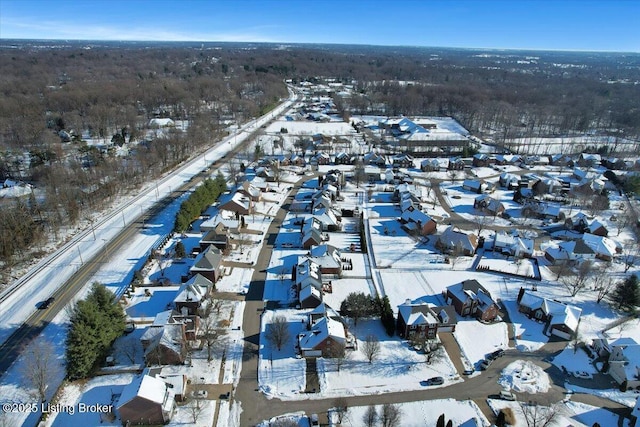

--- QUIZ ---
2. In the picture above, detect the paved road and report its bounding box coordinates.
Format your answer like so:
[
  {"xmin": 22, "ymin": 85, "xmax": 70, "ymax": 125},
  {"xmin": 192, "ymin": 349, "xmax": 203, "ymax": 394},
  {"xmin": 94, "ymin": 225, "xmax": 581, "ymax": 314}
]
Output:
[{"xmin": 230, "ymin": 173, "xmax": 632, "ymax": 426}]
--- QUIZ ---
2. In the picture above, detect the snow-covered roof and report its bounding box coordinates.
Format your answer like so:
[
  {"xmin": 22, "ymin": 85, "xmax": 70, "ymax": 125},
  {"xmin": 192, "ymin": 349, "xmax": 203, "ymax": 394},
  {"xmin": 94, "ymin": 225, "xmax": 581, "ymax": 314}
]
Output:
[
  {"xmin": 117, "ymin": 373, "xmax": 174, "ymax": 409},
  {"xmin": 173, "ymin": 283, "xmax": 206, "ymax": 303},
  {"xmin": 581, "ymin": 233, "xmax": 618, "ymax": 258},
  {"xmin": 298, "ymin": 316, "xmax": 345, "ymax": 351},
  {"xmin": 519, "ymin": 291, "xmax": 582, "ymax": 332},
  {"xmin": 192, "ymin": 245, "xmax": 222, "ymax": 271}
]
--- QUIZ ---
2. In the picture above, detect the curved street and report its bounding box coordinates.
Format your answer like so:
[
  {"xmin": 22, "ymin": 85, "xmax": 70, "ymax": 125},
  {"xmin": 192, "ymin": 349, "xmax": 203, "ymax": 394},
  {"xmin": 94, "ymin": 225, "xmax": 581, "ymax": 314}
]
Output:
[{"xmin": 231, "ymin": 173, "xmax": 631, "ymax": 426}]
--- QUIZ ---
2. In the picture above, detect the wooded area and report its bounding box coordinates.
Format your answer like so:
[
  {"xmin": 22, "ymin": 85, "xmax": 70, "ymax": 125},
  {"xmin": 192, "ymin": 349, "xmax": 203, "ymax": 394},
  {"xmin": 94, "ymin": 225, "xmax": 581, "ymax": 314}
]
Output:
[{"xmin": 0, "ymin": 41, "xmax": 638, "ymax": 275}]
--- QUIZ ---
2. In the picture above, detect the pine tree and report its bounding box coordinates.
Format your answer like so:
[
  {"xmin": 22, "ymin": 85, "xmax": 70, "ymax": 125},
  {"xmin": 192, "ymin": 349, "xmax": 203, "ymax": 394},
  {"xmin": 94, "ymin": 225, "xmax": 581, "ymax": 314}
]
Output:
[
  {"xmin": 66, "ymin": 283, "xmax": 126, "ymax": 380},
  {"xmin": 610, "ymin": 274, "xmax": 640, "ymax": 311}
]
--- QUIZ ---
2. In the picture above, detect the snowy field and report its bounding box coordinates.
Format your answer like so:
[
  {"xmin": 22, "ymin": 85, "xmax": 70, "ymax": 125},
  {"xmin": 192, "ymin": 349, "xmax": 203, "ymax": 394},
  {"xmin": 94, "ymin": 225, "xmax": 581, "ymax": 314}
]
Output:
[
  {"xmin": 454, "ymin": 320, "xmax": 509, "ymax": 367},
  {"xmin": 258, "ymin": 312, "xmax": 460, "ymax": 400},
  {"xmin": 330, "ymin": 398, "xmax": 488, "ymax": 427}
]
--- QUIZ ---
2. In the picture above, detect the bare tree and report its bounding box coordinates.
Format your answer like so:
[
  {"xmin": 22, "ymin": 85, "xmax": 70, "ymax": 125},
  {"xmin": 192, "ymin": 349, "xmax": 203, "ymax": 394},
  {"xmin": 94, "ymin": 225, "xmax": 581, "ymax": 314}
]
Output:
[
  {"xmin": 200, "ymin": 309, "xmax": 219, "ymax": 362},
  {"xmin": 621, "ymin": 241, "xmax": 639, "ymax": 273},
  {"xmin": 333, "ymin": 397, "xmax": 348, "ymax": 424},
  {"xmin": 591, "ymin": 267, "xmax": 615, "ymax": 304},
  {"xmin": 326, "ymin": 341, "xmax": 348, "ymax": 372},
  {"xmin": 361, "ymin": 334, "xmax": 380, "ymax": 364},
  {"xmin": 380, "ymin": 403, "xmax": 402, "ymax": 427},
  {"xmin": 117, "ymin": 336, "xmax": 140, "ymax": 364},
  {"xmin": 22, "ymin": 340, "xmax": 59, "ymax": 402},
  {"xmin": 362, "ymin": 405, "xmax": 378, "ymax": 427},
  {"xmin": 519, "ymin": 400, "xmax": 561, "ymax": 427},
  {"xmin": 187, "ymin": 395, "xmax": 206, "ymax": 424},
  {"xmin": 561, "ymin": 261, "xmax": 593, "ymax": 297},
  {"xmin": 354, "ymin": 159, "xmax": 366, "ymax": 188},
  {"xmin": 265, "ymin": 315, "xmax": 291, "ymax": 351},
  {"xmin": 447, "ymin": 169, "xmax": 458, "ymax": 183}
]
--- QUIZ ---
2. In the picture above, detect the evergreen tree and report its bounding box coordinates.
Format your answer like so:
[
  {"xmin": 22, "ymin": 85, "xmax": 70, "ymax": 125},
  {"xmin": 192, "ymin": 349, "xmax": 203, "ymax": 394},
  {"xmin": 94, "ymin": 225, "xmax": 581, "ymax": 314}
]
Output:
[
  {"xmin": 66, "ymin": 283, "xmax": 125, "ymax": 380},
  {"xmin": 175, "ymin": 241, "xmax": 186, "ymax": 258},
  {"xmin": 380, "ymin": 296, "xmax": 396, "ymax": 336},
  {"xmin": 610, "ymin": 274, "xmax": 640, "ymax": 311}
]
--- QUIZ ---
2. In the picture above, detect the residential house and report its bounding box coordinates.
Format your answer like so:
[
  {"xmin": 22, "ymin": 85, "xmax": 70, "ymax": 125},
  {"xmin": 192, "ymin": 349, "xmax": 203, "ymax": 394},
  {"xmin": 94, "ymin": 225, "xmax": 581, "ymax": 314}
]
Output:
[
  {"xmin": 462, "ymin": 179, "xmax": 487, "ymax": 194},
  {"xmin": 421, "ymin": 158, "xmax": 440, "ymax": 172},
  {"xmin": 302, "ymin": 244, "xmax": 343, "ymax": 275},
  {"xmin": 578, "ymin": 153, "xmax": 602, "ymax": 167},
  {"xmin": 399, "ymin": 206, "xmax": 437, "ymax": 236},
  {"xmin": 238, "ymin": 180, "xmax": 262, "ymax": 202},
  {"xmin": 173, "ymin": 281, "xmax": 208, "ymax": 316},
  {"xmin": 295, "ymin": 259, "xmax": 323, "ymax": 309},
  {"xmin": 582, "ymin": 233, "xmax": 619, "ymax": 261},
  {"xmin": 517, "ymin": 288, "xmax": 582, "ymax": 340},
  {"xmin": 311, "ymin": 152, "xmax": 331, "ymax": 166},
  {"xmin": 544, "ymin": 240, "xmax": 596, "ymax": 264},
  {"xmin": 396, "ymin": 300, "xmax": 458, "ymax": 339},
  {"xmin": 117, "ymin": 373, "xmax": 176, "ymax": 425},
  {"xmin": 297, "ymin": 316, "xmax": 347, "ymax": 357},
  {"xmin": 445, "ymin": 280, "xmax": 499, "ymax": 322},
  {"xmin": 302, "ymin": 217, "xmax": 324, "ymax": 249},
  {"xmin": 447, "ymin": 157, "xmax": 466, "ymax": 171},
  {"xmin": 255, "ymin": 166, "xmax": 276, "ymax": 182},
  {"xmin": 436, "ymin": 226, "xmax": 478, "ymax": 256},
  {"xmin": 140, "ymin": 311, "xmax": 189, "ymax": 365},
  {"xmin": 549, "ymin": 154, "xmax": 574, "ymax": 168},
  {"xmin": 363, "ymin": 152, "xmax": 386, "ymax": 167},
  {"xmin": 605, "ymin": 339, "xmax": 640, "ymax": 390},
  {"xmin": 493, "ymin": 232, "xmax": 534, "ymax": 258},
  {"xmin": 391, "ymin": 154, "xmax": 415, "ymax": 168},
  {"xmin": 190, "ymin": 245, "xmax": 223, "ymax": 283},
  {"xmin": 474, "ymin": 194, "xmax": 505, "ymax": 216},
  {"xmin": 472, "ymin": 153, "xmax": 494, "ymax": 167},
  {"xmin": 219, "ymin": 192, "xmax": 252, "ymax": 216},
  {"xmin": 334, "ymin": 152, "xmax": 355, "ymax": 165},
  {"xmin": 200, "ymin": 223, "xmax": 229, "ymax": 251},
  {"xmin": 499, "ymin": 172, "xmax": 520, "ymax": 189},
  {"xmin": 565, "ymin": 212, "xmax": 591, "ymax": 232},
  {"xmin": 587, "ymin": 219, "xmax": 608, "ymax": 237},
  {"xmin": 494, "ymin": 154, "xmax": 521, "ymax": 165}
]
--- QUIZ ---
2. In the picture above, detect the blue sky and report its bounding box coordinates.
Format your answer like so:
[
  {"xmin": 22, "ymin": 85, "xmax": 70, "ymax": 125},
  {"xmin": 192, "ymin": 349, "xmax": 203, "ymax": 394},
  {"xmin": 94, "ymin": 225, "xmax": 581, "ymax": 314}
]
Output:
[{"xmin": 1, "ymin": 0, "xmax": 638, "ymax": 52}]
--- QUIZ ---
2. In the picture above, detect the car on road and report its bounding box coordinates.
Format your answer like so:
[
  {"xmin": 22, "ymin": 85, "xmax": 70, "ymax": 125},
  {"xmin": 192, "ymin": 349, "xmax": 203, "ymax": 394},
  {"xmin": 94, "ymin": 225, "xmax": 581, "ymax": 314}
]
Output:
[
  {"xmin": 39, "ymin": 297, "xmax": 55, "ymax": 309},
  {"xmin": 421, "ymin": 376, "xmax": 444, "ymax": 386},
  {"xmin": 498, "ymin": 390, "xmax": 517, "ymax": 401},
  {"xmin": 463, "ymin": 368, "xmax": 475, "ymax": 375}
]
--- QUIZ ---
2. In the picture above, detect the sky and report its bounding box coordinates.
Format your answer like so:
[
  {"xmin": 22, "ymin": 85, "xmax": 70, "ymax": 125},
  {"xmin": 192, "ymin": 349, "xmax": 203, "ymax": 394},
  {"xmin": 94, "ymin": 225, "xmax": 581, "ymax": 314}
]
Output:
[{"xmin": 0, "ymin": 0, "xmax": 638, "ymax": 52}]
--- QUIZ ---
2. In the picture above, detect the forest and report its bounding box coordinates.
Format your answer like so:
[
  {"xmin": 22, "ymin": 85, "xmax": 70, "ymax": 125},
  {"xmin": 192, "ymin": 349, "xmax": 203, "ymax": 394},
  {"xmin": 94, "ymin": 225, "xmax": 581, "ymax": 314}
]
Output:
[{"xmin": 0, "ymin": 40, "xmax": 639, "ymax": 277}]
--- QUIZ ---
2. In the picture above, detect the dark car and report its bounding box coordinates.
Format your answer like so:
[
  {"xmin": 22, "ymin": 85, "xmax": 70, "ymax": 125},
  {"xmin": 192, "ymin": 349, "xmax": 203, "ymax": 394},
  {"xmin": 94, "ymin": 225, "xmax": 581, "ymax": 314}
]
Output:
[
  {"xmin": 39, "ymin": 297, "xmax": 55, "ymax": 309},
  {"xmin": 488, "ymin": 349, "xmax": 505, "ymax": 360},
  {"xmin": 479, "ymin": 359, "xmax": 492, "ymax": 370},
  {"xmin": 422, "ymin": 376, "xmax": 444, "ymax": 386}
]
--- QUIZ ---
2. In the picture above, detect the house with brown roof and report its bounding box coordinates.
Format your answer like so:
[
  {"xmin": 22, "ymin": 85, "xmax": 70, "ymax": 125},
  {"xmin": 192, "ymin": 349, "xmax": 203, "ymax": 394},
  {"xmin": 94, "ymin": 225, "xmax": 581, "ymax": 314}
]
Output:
[
  {"xmin": 445, "ymin": 280, "xmax": 499, "ymax": 322},
  {"xmin": 219, "ymin": 192, "xmax": 252, "ymax": 216},
  {"xmin": 117, "ymin": 372, "xmax": 176, "ymax": 425},
  {"xmin": 396, "ymin": 299, "xmax": 458, "ymax": 339},
  {"xmin": 435, "ymin": 226, "xmax": 478, "ymax": 256},
  {"xmin": 189, "ymin": 245, "xmax": 223, "ymax": 283},
  {"xmin": 199, "ymin": 223, "xmax": 229, "ymax": 251}
]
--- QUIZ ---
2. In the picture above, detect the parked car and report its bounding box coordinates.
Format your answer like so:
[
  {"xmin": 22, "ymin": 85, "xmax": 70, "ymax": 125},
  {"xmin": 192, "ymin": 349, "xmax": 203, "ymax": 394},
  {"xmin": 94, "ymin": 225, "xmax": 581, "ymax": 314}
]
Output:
[
  {"xmin": 572, "ymin": 371, "xmax": 593, "ymax": 379},
  {"xmin": 499, "ymin": 390, "xmax": 517, "ymax": 401},
  {"xmin": 39, "ymin": 297, "xmax": 55, "ymax": 309},
  {"xmin": 463, "ymin": 368, "xmax": 475, "ymax": 375},
  {"xmin": 423, "ymin": 376, "xmax": 444, "ymax": 386},
  {"xmin": 281, "ymin": 242, "xmax": 294, "ymax": 248},
  {"xmin": 488, "ymin": 349, "xmax": 505, "ymax": 360},
  {"xmin": 479, "ymin": 359, "xmax": 492, "ymax": 370}
]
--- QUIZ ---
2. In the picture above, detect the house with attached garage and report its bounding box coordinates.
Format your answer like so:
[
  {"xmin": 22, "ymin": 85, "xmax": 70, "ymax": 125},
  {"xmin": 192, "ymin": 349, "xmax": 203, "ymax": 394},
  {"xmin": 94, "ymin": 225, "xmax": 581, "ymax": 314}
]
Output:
[
  {"xmin": 445, "ymin": 280, "xmax": 499, "ymax": 322},
  {"xmin": 117, "ymin": 372, "xmax": 176, "ymax": 425},
  {"xmin": 399, "ymin": 206, "xmax": 437, "ymax": 236},
  {"xmin": 474, "ymin": 194, "xmax": 505, "ymax": 216},
  {"xmin": 396, "ymin": 299, "xmax": 458, "ymax": 339},
  {"xmin": 299, "ymin": 244, "xmax": 343, "ymax": 276},
  {"xmin": 189, "ymin": 245, "xmax": 223, "ymax": 283},
  {"xmin": 605, "ymin": 339, "xmax": 640, "ymax": 390},
  {"xmin": 493, "ymin": 231, "xmax": 534, "ymax": 258},
  {"xmin": 140, "ymin": 310, "xmax": 191, "ymax": 365},
  {"xmin": 294, "ymin": 259, "xmax": 324, "ymax": 309},
  {"xmin": 297, "ymin": 315, "xmax": 347, "ymax": 358},
  {"xmin": 199, "ymin": 223, "xmax": 229, "ymax": 251},
  {"xmin": 516, "ymin": 288, "xmax": 582, "ymax": 340},
  {"xmin": 219, "ymin": 192, "xmax": 252, "ymax": 216},
  {"xmin": 435, "ymin": 226, "xmax": 478, "ymax": 256}
]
